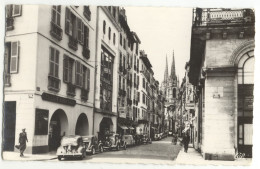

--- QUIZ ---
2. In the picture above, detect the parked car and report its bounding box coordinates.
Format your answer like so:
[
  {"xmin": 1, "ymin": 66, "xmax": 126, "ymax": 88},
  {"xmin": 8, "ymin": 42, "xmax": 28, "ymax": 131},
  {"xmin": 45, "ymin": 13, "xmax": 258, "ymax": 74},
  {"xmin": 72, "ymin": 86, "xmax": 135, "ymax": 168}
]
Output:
[
  {"xmin": 154, "ymin": 133, "xmax": 160, "ymax": 141},
  {"xmin": 56, "ymin": 135, "xmax": 86, "ymax": 161},
  {"xmin": 122, "ymin": 135, "xmax": 135, "ymax": 146},
  {"xmin": 134, "ymin": 134, "xmax": 142, "ymax": 145},
  {"xmin": 159, "ymin": 133, "xmax": 163, "ymax": 140},
  {"xmin": 141, "ymin": 134, "xmax": 152, "ymax": 144},
  {"xmin": 102, "ymin": 133, "xmax": 127, "ymax": 151},
  {"xmin": 168, "ymin": 130, "xmax": 173, "ymax": 136},
  {"xmin": 82, "ymin": 135, "xmax": 104, "ymax": 155}
]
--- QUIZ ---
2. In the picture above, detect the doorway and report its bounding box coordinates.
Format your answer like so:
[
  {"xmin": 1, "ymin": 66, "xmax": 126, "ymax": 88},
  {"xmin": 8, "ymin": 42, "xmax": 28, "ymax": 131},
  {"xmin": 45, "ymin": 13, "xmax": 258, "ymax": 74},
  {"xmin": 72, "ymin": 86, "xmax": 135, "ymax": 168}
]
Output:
[
  {"xmin": 3, "ymin": 101, "xmax": 16, "ymax": 151},
  {"xmin": 75, "ymin": 113, "xmax": 89, "ymax": 136}
]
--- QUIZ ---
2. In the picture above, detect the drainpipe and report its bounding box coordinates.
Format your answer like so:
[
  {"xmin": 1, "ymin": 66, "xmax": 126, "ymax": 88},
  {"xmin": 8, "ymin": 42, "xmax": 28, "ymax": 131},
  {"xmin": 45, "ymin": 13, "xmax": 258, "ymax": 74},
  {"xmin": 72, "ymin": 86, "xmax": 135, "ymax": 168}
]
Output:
[{"xmin": 93, "ymin": 6, "xmax": 100, "ymax": 135}]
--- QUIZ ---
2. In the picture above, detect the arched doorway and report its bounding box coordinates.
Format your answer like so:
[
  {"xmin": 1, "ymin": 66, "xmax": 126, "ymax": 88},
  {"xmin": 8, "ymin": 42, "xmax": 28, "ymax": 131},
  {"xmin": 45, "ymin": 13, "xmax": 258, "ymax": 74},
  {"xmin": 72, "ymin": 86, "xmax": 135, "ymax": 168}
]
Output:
[
  {"xmin": 98, "ymin": 117, "xmax": 113, "ymax": 141},
  {"xmin": 48, "ymin": 109, "xmax": 68, "ymax": 151},
  {"xmin": 237, "ymin": 50, "xmax": 254, "ymax": 157},
  {"xmin": 75, "ymin": 113, "xmax": 89, "ymax": 136}
]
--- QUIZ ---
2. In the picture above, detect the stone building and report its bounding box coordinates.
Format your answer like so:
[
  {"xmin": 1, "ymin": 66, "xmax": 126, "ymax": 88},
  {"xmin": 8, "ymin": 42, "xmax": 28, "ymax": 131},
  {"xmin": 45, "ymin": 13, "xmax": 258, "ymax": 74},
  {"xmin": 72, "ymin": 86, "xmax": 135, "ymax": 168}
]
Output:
[
  {"xmin": 161, "ymin": 51, "xmax": 178, "ymax": 132},
  {"xmin": 4, "ymin": 5, "xmax": 96, "ymax": 153},
  {"xmin": 189, "ymin": 8, "xmax": 255, "ymax": 160}
]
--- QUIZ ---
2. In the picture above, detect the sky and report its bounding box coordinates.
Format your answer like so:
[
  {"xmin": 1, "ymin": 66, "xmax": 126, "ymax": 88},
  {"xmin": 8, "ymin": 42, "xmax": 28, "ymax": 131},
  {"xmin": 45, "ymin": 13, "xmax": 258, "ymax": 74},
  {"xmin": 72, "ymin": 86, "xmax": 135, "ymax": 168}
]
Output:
[{"xmin": 124, "ymin": 7, "xmax": 193, "ymax": 85}]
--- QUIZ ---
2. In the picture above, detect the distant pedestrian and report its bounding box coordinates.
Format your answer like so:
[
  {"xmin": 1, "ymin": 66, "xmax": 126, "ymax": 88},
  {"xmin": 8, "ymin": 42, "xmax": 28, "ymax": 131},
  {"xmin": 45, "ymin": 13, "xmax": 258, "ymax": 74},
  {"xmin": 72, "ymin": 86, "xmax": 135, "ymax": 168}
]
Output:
[
  {"xmin": 18, "ymin": 128, "xmax": 28, "ymax": 157},
  {"xmin": 182, "ymin": 132, "xmax": 190, "ymax": 153}
]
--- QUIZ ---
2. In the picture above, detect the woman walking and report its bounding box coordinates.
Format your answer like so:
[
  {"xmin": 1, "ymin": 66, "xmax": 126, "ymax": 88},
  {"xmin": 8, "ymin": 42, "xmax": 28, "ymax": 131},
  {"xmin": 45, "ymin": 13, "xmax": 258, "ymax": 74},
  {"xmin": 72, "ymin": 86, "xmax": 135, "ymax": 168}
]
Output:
[
  {"xmin": 18, "ymin": 128, "xmax": 28, "ymax": 157},
  {"xmin": 182, "ymin": 132, "xmax": 190, "ymax": 153}
]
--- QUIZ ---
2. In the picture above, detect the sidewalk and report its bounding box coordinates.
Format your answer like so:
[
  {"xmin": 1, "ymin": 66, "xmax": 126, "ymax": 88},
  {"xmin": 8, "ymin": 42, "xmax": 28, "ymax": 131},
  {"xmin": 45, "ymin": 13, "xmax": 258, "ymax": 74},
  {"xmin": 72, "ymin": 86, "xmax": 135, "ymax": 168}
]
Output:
[
  {"xmin": 176, "ymin": 146, "xmax": 252, "ymax": 166},
  {"xmin": 2, "ymin": 151, "xmax": 57, "ymax": 161}
]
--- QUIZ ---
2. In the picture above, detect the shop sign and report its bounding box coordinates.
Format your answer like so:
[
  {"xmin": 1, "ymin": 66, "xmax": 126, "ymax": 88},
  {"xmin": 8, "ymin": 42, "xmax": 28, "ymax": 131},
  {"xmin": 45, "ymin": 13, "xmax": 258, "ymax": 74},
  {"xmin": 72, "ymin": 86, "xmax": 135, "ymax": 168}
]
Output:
[
  {"xmin": 41, "ymin": 92, "xmax": 76, "ymax": 106},
  {"xmin": 185, "ymin": 103, "xmax": 194, "ymax": 109}
]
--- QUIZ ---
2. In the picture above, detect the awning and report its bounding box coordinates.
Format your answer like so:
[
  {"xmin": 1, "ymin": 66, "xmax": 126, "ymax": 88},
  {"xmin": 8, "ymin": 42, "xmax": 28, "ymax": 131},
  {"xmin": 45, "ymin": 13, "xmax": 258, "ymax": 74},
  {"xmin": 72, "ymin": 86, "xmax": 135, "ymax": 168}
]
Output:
[
  {"xmin": 128, "ymin": 126, "xmax": 134, "ymax": 130},
  {"xmin": 118, "ymin": 124, "xmax": 128, "ymax": 130}
]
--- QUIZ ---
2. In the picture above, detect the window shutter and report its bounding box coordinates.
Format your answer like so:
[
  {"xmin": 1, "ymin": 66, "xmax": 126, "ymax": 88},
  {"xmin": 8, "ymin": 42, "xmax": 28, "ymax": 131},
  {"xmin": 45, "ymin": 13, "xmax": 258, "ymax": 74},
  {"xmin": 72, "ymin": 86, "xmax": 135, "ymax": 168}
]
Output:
[
  {"xmin": 4, "ymin": 45, "xmax": 10, "ymax": 73},
  {"xmin": 77, "ymin": 18, "xmax": 82, "ymax": 44},
  {"xmin": 65, "ymin": 7, "xmax": 72, "ymax": 36},
  {"xmin": 80, "ymin": 63, "xmax": 83, "ymax": 87},
  {"xmin": 6, "ymin": 5, "xmax": 12, "ymax": 18},
  {"xmin": 10, "ymin": 41, "xmax": 19, "ymax": 73},
  {"xmin": 55, "ymin": 50, "xmax": 59, "ymax": 78},
  {"xmin": 87, "ymin": 67, "xmax": 90, "ymax": 91},
  {"xmin": 63, "ymin": 55, "xmax": 69, "ymax": 82},
  {"xmin": 12, "ymin": 5, "xmax": 22, "ymax": 17}
]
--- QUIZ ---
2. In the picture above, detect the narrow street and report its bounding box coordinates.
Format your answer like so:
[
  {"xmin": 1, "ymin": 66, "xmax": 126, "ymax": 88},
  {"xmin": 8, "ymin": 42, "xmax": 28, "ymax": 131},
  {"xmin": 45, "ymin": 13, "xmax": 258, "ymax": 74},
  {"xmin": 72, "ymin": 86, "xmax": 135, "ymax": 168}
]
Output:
[{"xmin": 54, "ymin": 137, "xmax": 182, "ymax": 163}]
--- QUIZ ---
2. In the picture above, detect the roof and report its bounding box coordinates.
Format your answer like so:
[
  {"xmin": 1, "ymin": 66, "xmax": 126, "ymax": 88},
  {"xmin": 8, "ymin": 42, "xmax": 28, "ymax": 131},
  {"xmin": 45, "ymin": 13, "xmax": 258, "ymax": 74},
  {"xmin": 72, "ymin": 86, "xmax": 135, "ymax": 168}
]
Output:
[{"xmin": 140, "ymin": 55, "xmax": 152, "ymax": 69}]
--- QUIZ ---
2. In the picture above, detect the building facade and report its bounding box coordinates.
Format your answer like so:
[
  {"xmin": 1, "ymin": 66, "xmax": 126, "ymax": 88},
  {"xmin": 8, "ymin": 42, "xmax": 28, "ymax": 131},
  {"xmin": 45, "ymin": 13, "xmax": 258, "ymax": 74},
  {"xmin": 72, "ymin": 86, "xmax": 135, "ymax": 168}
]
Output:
[
  {"xmin": 188, "ymin": 8, "xmax": 255, "ymax": 160},
  {"xmin": 4, "ymin": 5, "xmax": 96, "ymax": 153}
]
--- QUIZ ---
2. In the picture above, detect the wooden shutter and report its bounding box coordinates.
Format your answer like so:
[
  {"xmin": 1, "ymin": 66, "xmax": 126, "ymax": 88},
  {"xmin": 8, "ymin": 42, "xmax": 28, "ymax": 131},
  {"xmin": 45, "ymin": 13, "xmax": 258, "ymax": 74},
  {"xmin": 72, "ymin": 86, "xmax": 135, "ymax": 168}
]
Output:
[
  {"xmin": 4, "ymin": 45, "xmax": 10, "ymax": 73},
  {"xmin": 75, "ymin": 61, "xmax": 83, "ymax": 87},
  {"xmin": 87, "ymin": 67, "xmax": 90, "ymax": 90},
  {"xmin": 54, "ymin": 50, "xmax": 59, "ymax": 78},
  {"xmin": 84, "ymin": 25, "xmax": 89, "ymax": 48},
  {"xmin": 12, "ymin": 5, "xmax": 22, "ymax": 17},
  {"xmin": 10, "ymin": 41, "xmax": 19, "ymax": 73},
  {"xmin": 6, "ymin": 5, "xmax": 12, "ymax": 18},
  {"xmin": 63, "ymin": 55, "xmax": 69, "ymax": 82},
  {"xmin": 65, "ymin": 7, "xmax": 72, "ymax": 36},
  {"xmin": 77, "ymin": 18, "xmax": 82, "ymax": 44}
]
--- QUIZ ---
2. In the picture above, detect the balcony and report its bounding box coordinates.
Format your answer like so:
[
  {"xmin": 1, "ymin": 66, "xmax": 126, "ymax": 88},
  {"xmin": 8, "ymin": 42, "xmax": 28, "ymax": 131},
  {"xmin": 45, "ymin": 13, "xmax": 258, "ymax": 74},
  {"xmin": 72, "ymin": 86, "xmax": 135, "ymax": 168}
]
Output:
[
  {"xmin": 68, "ymin": 36, "xmax": 78, "ymax": 51},
  {"xmin": 119, "ymin": 89, "xmax": 126, "ymax": 97},
  {"xmin": 6, "ymin": 17, "xmax": 14, "ymax": 31},
  {"xmin": 127, "ymin": 79, "xmax": 132, "ymax": 87},
  {"xmin": 81, "ymin": 89, "xmax": 89, "ymax": 100},
  {"xmin": 48, "ymin": 75, "xmax": 61, "ymax": 92},
  {"xmin": 4, "ymin": 74, "xmax": 11, "ymax": 87},
  {"xmin": 66, "ymin": 83, "xmax": 76, "ymax": 97},
  {"xmin": 193, "ymin": 8, "xmax": 255, "ymax": 27},
  {"xmin": 82, "ymin": 47, "xmax": 90, "ymax": 59},
  {"xmin": 50, "ymin": 21, "xmax": 63, "ymax": 41}
]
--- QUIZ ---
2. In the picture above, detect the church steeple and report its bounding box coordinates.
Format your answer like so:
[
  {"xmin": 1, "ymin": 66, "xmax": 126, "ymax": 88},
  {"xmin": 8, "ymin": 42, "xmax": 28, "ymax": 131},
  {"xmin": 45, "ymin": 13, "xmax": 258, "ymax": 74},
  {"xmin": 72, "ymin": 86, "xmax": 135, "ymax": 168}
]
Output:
[
  {"xmin": 170, "ymin": 50, "xmax": 176, "ymax": 79},
  {"xmin": 164, "ymin": 56, "xmax": 168, "ymax": 83}
]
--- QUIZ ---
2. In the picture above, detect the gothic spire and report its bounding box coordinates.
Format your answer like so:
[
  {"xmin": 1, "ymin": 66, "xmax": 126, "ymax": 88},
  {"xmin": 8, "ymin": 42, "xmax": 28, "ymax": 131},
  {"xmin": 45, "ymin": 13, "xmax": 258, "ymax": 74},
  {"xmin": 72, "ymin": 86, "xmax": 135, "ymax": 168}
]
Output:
[
  {"xmin": 164, "ymin": 55, "xmax": 168, "ymax": 83},
  {"xmin": 170, "ymin": 50, "xmax": 176, "ymax": 79}
]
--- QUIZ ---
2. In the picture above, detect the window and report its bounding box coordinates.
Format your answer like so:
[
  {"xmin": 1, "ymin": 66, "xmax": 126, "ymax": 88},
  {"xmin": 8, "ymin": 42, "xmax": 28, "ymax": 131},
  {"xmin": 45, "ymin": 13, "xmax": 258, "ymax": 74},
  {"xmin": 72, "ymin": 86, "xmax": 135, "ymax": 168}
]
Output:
[
  {"xmin": 143, "ymin": 78, "xmax": 145, "ymax": 89},
  {"xmin": 103, "ymin": 20, "xmax": 106, "ymax": 34},
  {"xmin": 48, "ymin": 47, "xmax": 60, "ymax": 91},
  {"xmin": 136, "ymin": 43, "xmax": 139, "ymax": 54},
  {"xmin": 119, "ymin": 76, "xmax": 121, "ymax": 90},
  {"xmin": 6, "ymin": 5, "xmax": 22, "ymax": 18},
  {"xmin": 4, "ymin": 41, "xmax": 19, "ymax": 74},
  {"xmin": 120, "ymin": 34, "xmax": 122, "ymax": 46},
  {"xmin": 137, "ymin": 76, "xmax": 139, "ymax": 87},
  {"xmin": 82, "ymin": 66, "xmax": 90, "ymax": 100},
  {"xmin": 77, "ymin": 18, "xmax": 84, "ymax": 44},
  {"xmin": 143, "ymin": 93, "xmax": 145, "ymax": 104},
  {"xmin": 50, "ymin": 6, "xmax": 62, "ymax": 40},
  {"xmin": 113, "ymin": 33, "xmax": 116, "ymax": 45},
  {"xmin": 108, "ymin": 27, "xmax": 111, "ymax": 40},
  {"xmin": 75, "ymin": 61, "xmax": 83, "ymax": 87},
  {"xmin": 63, "ymin": 55, "xmax": 74, "ymax": 83},
  {"xmin": 82, "ymin": 25, "xmax": 90, "ymax": 59},
  {"xmin": 51, "ymin": 5, "xmax": 61, "ymax": 26},
  {"xmin": 123, "ymin": 39, "xmax": 126, "ymax": 49},
  {"xmin": 83, "ymin": 6, "xmax": 91, "ymax": 21},
  {"xmin": 35, "ymin": 109, "xmax": 49, "ymax": 135},
  {"xmin": 65, "ymin": 8, "xmax": 73, "ymax": 36},
  {"xmin": 65, "ymin": 8, "xmax": 78, "ymax": 50},
  {"xmin": 112, "ymin": 7, "xmax": 116, "ymax": 18},
  {"xmin": 137, "ymin": 92, "xmax": 140, "ymax": 102}
]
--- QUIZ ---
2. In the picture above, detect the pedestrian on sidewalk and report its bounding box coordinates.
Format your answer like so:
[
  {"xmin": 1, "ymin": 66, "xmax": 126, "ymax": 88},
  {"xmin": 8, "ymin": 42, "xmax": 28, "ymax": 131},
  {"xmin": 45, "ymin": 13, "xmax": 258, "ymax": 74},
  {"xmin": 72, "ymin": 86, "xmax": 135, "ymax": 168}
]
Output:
[
  {"xmin": 18, "ymin": 128, "xmax": 28, "ymax": 157},
  {"xmin": 183, "ymin": 132, "xmax": 190, "ymax": 153}
]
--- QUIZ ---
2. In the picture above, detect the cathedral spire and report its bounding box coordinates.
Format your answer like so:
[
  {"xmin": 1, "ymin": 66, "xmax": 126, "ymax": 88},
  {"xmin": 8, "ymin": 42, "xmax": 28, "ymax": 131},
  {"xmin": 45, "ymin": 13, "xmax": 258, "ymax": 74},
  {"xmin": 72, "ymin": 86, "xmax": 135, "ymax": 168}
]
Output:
[
  {"xmin": 164, "ymin": 55, "xmax": 168, "ymax": 83},
  {"xmin": 170, "ymin": 50, "xmax": 176, "ymax": 79}
]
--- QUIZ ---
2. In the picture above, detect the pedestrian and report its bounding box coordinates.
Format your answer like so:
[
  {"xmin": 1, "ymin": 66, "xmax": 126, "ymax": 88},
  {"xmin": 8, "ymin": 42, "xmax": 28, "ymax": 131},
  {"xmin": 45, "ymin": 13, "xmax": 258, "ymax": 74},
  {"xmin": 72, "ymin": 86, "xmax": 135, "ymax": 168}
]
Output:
[
  {"xmin": 183, "ymin": 132, "xmax": 190, "ymax": 153},
  {"xmin": 18, "ymin": 128, "xmax": 28, "ymax": 157}
]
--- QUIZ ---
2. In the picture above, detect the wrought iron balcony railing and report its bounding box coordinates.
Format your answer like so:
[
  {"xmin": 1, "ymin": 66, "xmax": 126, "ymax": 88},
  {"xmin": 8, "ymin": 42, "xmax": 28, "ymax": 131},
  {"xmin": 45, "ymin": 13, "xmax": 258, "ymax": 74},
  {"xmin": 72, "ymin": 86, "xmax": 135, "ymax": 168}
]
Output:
[
  {"xmin": 50, "ymin": 21, "xmax": 63, "ymax": 41},
  {"xmin": 193, "ymin": 8, "xmax": 255, "ymax": 27},
  {"xmin": 81, "ymin": 89, "xmax": 89, "ymax": 100},
  {"xmin": 4, "ymin": 74, "xmax": 11, "ymax": 87},
  {"xmin": 68, "ymin": 36, "xmax": 78, "ymax": 51},
  {"xmin": 82, "ymin": 47, "xmax": 90, "ymax": 59},
  {"xmin": 48, "ymin": 75, "xmax": 61, "ymax": 92},
  {"xmin": 6, "ymin": 17, "xmax": 14, "ymax": 31},
  {"xmin": 66, "ymin": 82, "xmax": 76, "ymax": 97}
]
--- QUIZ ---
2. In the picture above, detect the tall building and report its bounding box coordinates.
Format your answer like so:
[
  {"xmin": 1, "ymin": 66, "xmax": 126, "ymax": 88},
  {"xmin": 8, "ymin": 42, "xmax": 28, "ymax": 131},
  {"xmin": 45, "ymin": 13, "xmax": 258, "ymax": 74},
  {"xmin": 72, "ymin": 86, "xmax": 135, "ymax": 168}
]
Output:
[
  {"xmin": 189, "ymin": 8, "xmax": 255, "ymax": 160},
  {"xmin": 4, "ymin": 5, "xmax": 96, "ymax": 153},
  {"xmin": 161, "ymin": 51, "xmax": 178, "ymax": 131}
]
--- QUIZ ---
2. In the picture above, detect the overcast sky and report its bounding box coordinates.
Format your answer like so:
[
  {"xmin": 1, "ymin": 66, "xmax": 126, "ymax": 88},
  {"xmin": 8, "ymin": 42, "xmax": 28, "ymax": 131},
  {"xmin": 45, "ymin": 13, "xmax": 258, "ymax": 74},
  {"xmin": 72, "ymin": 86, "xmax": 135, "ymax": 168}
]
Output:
[{"xmin": 124, "ymin": 7, "xmax": 193, "ymax": 85}]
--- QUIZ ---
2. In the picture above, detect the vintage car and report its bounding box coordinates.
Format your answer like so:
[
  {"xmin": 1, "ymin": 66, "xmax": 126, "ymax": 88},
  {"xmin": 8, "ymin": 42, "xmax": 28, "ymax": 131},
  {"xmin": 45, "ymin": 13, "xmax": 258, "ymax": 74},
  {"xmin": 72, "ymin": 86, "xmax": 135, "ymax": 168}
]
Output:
[
  {"xmin": 102, "ymin": 133, "xmax": 127, "ymax": 151},
  {"xmin": 56, "ymin": 135, "xmax": 86, "ymax": 161},
  {"xmin": 154, "ymin": 133, "xmax": 160, "ymax": 141},
  {"xmin": 122, "ymin": 135, "xmax": 135, "ymax": 146},
  {"xmin": 82, "ymin": 135, "xmax": 104, "ymax": 155},
  {"xmin": 141, "ymin": 134, "xmax": 152, "ymax": 144}
]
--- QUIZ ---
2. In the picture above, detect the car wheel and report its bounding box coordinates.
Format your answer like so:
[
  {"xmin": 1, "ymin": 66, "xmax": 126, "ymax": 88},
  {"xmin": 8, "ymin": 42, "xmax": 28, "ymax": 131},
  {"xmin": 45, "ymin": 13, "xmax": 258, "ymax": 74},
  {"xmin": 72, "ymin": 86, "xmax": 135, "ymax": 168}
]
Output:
[
  {"xmin": 100, "ymin": 146, "xmax": 104, "ymax": 153},
  {"xmin": 116, "ymin": 144, "xmax": 120, "ymax": 151},
  {"xmin": 58, "ymin": 156, "xmax": 62, "ymax": 161},
  {"xmin": 92, "ymin": 147, "xmax": 96, "ymax": 155}
]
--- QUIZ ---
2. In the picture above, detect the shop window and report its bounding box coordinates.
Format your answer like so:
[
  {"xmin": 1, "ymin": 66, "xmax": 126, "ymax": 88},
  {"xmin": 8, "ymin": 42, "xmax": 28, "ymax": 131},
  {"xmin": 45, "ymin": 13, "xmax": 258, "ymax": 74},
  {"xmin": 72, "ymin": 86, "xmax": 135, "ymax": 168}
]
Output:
[
  {"xmin": 35, "ymin": 109, "xmax": 49, "ymax": 135},
  {"xmin": 50, "ymin": 5, "xmax": 62, "ymax": 41},
  {"xmin": 48, "ymin": 47, "xmax": 60, "ymax": 92}
]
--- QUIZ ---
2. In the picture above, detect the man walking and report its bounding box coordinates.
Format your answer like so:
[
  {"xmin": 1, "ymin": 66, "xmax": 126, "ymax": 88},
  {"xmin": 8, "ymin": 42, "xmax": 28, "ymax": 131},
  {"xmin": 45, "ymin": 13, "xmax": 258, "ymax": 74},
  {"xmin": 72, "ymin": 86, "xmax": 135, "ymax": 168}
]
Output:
[
  {"xmin": 18, "ymin": 128, "xmax": 28, "ymax": 157},
  {"xmin": 183, "ymin": 132, "xmax": 190, "ymax": 153}
]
